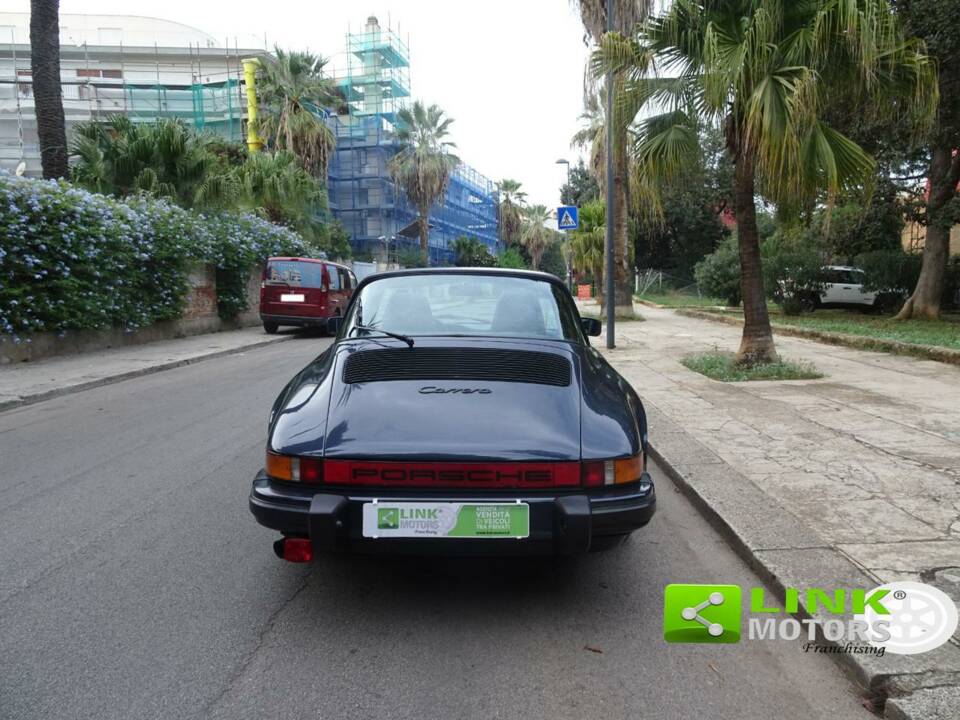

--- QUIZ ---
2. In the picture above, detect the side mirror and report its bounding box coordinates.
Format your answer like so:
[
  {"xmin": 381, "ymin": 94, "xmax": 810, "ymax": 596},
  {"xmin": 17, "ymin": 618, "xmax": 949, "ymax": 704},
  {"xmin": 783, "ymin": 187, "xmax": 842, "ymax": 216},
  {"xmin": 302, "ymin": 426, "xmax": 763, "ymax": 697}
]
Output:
[
  {"xmin": 581, "ymin": 317, "xmax": 602, "ymax": 337},
  {"xmin": 326, "ymin": 316, "xmax": 342, "ymax": 335}
]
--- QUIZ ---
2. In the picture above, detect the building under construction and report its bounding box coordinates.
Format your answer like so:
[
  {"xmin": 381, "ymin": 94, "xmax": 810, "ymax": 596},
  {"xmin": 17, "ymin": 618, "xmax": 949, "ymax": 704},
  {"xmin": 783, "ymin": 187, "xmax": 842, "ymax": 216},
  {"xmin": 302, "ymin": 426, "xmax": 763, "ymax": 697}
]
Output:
[
  {"xmin": 327, "ymin": 16, "xmax": 499, "ymax": 264},
  {"xmin": 0, "ymin": 13, "xmax": 262, "ymax": 176},
  {"xmin": 0, "ymin": 13, "xmax": 500, "ymax": 263}
]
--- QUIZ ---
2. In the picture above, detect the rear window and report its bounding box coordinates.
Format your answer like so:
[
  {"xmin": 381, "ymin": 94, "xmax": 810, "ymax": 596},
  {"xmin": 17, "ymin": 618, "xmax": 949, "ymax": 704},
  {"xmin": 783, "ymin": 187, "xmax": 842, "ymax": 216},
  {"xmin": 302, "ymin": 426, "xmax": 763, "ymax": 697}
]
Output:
[
  {"xmin": 265, "ymin": 260, "xmax": 325, "ymax": 288},
  {"xmin": 341, "ymin": 273, "xmax": 584, "ymax": 341}
]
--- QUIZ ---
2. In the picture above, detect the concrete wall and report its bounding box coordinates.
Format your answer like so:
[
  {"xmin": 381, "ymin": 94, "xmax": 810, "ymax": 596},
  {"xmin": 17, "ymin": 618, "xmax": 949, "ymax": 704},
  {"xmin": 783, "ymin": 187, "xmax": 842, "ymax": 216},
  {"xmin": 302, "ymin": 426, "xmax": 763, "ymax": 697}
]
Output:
[{"xmin": 0, "ymin": 264, "xmax": 263, "ymax": 364}]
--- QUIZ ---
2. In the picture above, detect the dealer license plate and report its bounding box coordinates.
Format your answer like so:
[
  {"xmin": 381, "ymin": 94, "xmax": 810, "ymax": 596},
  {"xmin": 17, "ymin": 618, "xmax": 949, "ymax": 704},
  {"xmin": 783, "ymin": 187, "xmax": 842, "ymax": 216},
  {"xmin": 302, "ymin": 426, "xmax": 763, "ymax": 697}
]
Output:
[
  {"xmin": 362, "ymin": 502, "xmax": 529, "ymax": 539},
  {"xmin": 280, "ymin": 293, "xmax": 305, "ymax": 302}
]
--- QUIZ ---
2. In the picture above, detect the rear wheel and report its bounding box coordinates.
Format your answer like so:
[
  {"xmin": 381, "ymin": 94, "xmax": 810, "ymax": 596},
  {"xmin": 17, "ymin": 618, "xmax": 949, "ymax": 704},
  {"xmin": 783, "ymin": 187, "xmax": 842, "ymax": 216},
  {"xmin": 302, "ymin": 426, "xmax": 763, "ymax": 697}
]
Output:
[
  {"xmin": 798, "ymin": 294, "xmax": 818, "ymax": 313},
  {"xmin": 263, "ymin": 321, "xmax": 279, "ymax": 334}
]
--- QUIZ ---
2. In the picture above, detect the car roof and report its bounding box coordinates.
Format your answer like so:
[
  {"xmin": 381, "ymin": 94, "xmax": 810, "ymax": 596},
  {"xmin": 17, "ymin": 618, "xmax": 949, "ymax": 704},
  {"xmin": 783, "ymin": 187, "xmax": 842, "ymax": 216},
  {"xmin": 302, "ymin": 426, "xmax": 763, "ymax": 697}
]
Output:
[
  {"xmin": 268, "ymin": 256, "xmax": 350, "ymax": 270},
  {"xmin": 824, "ymin": 265, "xmax": 863, "ymax": 272},
  {"xmin": 359, "ymin": 266, "xmax": 563, "ymax": 284}
]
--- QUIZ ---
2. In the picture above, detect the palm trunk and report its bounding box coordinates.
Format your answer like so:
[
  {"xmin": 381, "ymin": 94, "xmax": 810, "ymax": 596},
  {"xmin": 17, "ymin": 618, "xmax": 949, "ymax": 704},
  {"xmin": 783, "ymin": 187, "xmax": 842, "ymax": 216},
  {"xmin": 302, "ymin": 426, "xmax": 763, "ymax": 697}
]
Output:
[
  {"xmin": 418, "ymin": 212, "xmax": 430, "ymax": 266},
  {"xmin": 733, "ymin": 150, "xmax": 777, "ymax": 364},
  {"xmin": 896, "ymin": 145, "xmax": 958, "ymax": 320},
  {"xmin": 611, "ymin": 111, "xmax": 635, "ymax": 317},
  {"xmin": 30, "ymin": 0, "xmax": 68, "ymax": 179}
]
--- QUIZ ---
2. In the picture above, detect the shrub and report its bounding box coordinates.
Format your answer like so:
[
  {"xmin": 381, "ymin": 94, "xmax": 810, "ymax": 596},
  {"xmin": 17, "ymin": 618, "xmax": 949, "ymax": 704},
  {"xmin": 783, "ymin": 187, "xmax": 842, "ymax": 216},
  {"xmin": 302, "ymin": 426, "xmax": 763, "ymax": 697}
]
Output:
[
  {"xmin": 0, "ymin": 173, "xmax": 310, "ymax": 338},
  {"xmin": 539, "ymin": 240, "xmax": 567, "ymax": 279},
  {"xmin": 694, "ymin": 235, "xmax": 741, "ymax": 306},
  {"xmin": 497, "ymin": 247, "xmax": 527, "ymax": 269},
  {"xmin": 450, "ymin": 236, "xmax": 497, "ymax": 267},
  {"xmin": 855, "ymin": 249, "xmax": 922, "ymax": 293},
  {"xmin": 944, "ymin": 257, "xmax": 960, "ymax": 310},
  {"xmin": 762, "ymin": 245, "xmax": 824, "ymax": 313}
]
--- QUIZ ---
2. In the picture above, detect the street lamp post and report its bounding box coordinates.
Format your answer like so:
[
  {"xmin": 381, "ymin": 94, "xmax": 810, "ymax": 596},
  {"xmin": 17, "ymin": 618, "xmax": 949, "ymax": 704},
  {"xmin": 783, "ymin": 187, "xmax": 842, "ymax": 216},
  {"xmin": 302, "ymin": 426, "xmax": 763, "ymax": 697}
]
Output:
[
  {"xmin": 556, "ymin": 158, "xmax": 573, "ymax": 292},
  {"xmin": 555, "ymin": 158, "xmax": 571, "ymax": 195}
]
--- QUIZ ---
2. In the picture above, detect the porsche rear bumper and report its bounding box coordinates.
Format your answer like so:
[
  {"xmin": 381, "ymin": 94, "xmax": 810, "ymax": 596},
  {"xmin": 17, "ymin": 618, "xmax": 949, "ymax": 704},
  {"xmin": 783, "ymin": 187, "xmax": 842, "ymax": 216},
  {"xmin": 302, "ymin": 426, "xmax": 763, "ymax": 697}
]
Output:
[{"xmin": 249, "ymin": 471, "xmax": 656, "ymax": 555}]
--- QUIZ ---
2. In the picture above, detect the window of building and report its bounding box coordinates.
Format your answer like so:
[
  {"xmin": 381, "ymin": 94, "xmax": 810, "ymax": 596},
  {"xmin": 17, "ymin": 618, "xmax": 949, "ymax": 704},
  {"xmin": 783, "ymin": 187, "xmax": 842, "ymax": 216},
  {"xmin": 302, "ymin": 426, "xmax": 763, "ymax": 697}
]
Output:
[
  {"xmin": 17, "ymin": 70, "xmax": 32, "ymax": 98},
  {"xmin": 76, "ymin": 68, "xmax": 123, "ymax": 79}
]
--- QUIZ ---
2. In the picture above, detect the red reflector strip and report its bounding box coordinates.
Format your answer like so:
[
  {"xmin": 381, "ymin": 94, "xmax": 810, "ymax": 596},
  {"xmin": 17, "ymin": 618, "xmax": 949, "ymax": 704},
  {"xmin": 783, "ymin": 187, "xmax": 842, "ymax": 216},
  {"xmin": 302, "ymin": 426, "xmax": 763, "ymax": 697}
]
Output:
[
  {"xmin": 582, "ymin": 461, "xmax": 604, "ymax": 487},
  {"xmin": 324, "ymin": 460, "xmax": 581, "ymax": 488},
  {"xmin": 281, "ymin": 538, "xmax": 313, "ymax": 563}
]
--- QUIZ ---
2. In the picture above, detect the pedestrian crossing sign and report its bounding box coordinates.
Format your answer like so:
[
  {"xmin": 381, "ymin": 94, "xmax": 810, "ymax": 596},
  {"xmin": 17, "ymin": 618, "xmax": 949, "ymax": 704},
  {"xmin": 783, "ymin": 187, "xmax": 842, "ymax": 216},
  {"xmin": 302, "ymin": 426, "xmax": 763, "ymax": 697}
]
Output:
[{"xmin": 557, "ymin": 206, "xmax": 579, "ymax": 230}]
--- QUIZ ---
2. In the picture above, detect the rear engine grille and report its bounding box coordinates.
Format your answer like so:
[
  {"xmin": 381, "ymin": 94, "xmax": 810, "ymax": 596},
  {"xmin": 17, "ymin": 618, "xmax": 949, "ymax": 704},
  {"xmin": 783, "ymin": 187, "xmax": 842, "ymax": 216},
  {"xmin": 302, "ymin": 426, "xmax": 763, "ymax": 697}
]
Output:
[{"xmin": 342, "ymin": 348, "xmax": 571, "ymax": 387}]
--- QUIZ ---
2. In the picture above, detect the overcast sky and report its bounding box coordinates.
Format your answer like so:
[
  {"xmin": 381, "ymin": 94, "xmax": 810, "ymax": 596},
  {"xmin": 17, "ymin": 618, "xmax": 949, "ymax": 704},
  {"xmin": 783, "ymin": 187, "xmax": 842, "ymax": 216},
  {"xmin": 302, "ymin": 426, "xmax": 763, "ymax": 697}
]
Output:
[{"xmin": 11, "ymin": 0, "xmax": 591, "ymax": 207}]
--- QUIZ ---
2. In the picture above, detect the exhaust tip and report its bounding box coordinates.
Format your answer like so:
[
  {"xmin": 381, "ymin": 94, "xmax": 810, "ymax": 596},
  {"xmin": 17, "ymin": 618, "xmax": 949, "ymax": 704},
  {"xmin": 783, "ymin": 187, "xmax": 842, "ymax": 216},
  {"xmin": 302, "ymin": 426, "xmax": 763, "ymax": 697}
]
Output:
[{"xmin": 274, "ymin": 537, "xmax": 313, "ymax": 563}]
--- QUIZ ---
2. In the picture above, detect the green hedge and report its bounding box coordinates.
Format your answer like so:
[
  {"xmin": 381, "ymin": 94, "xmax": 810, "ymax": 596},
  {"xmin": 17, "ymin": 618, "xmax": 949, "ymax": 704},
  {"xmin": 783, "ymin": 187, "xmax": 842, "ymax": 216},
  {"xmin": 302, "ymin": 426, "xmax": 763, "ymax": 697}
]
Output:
[{"xmin": 1, "ymin": 173, "xmax": 311, "ymax": 339}]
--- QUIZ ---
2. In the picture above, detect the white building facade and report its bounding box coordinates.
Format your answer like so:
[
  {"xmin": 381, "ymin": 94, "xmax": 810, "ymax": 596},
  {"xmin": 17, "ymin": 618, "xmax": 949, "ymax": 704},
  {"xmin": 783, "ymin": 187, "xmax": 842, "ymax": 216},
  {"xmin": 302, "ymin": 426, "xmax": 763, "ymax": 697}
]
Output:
[{"xmin": 0, "ymin": 13, "xmax": 266, "ymax": 176}]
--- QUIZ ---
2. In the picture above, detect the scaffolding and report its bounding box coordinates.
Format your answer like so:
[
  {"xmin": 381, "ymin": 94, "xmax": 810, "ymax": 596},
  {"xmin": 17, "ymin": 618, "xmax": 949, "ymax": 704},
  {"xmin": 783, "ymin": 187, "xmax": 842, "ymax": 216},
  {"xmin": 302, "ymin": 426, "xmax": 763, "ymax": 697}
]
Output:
[
  {"xmin": 327, "ymin": 16, "xmax": 499, "ymax": 264},
  {"xmin": 0, "ymin": 39, "xmax": 257, "ymax": 175}
]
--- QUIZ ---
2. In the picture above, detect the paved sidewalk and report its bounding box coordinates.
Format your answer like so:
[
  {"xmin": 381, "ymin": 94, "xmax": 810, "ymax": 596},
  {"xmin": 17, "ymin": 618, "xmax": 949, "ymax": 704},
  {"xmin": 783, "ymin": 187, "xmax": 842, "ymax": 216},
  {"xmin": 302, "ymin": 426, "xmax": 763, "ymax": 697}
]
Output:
[
  {"xmin": 590, "ymin": 302, "xmax": 960, "ymax": 712},
  {"xmin": 0, "ymin": 326, "xmax": 294, "ymax": 411}
]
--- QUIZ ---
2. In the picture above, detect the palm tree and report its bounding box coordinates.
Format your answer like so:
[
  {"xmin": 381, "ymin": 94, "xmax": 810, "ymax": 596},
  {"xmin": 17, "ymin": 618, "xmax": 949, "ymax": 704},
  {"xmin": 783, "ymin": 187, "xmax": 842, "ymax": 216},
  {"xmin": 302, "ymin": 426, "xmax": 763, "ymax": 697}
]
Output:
[
  {"xmin": 29, "ymin": 0, "xmax": 68, "ymax": 178},
  {"xmin": 519, "ymin": 204, "xmax": 554, "ymax": 271},
  {"xmin": 570, "ymin": 92, "xmax": 606, "ymax": 186},
  {"xmin": 576, "ymin": 1, "xmax": 651, "ymax": 319},
  {"xmin": 496, "ymin": 178, "xmax": 527, "ymax": 248},
  {"xmin": 71, "ymin": 117, "xmax": 228, "ymax": 208},
  {"xmin": 569, "ymin": 200, "xmax": 606, "ymax": 302},
  {"xmin": 232, "ymin": 150, "xmax": 325, "ymax": 236},
  {"xmin": 598, "ymin": 0, "xmax": 935, "ymax": 363},
  {"xmin": 257, "ymin": 48, "xmax": 340, "ymax": 181},
  {"xmin": 389, "ymin": 101, "xmax": 460, "ymax": 265}
]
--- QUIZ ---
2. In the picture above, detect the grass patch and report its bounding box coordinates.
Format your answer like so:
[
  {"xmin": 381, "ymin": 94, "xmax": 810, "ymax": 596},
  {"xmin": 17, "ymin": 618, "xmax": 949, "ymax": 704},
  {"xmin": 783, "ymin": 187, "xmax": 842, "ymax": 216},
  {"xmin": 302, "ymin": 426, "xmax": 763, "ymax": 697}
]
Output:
[
  {"xmin": 767, "ymin": 310, "xmax": 960, "ymax": 350},
  {"xmin": 681, "ymin": 351, "xmax": 824, "ymax": 382},
  {"xmin": 635, "ymin": 291, "xmax": 726, "ymax": 308},
  {"xmin": 701, "ymin": 307, "xmax": 960, "ymax": 350},
  {"xmin": 580, "ymin": 310, "xmax": 646, "ymax": 322}
]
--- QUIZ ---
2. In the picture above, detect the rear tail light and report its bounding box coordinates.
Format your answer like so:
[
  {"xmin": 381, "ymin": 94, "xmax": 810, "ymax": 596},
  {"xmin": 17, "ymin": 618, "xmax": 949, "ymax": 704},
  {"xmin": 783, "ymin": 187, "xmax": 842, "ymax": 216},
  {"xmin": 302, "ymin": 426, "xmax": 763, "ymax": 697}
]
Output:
[
  {"xmin": 265, "ymin": 452, "xmax": 323, "ymax": 483},
  {"xmin": 582, "ymin": 454, "xmax": 643, "ymax": 487}
]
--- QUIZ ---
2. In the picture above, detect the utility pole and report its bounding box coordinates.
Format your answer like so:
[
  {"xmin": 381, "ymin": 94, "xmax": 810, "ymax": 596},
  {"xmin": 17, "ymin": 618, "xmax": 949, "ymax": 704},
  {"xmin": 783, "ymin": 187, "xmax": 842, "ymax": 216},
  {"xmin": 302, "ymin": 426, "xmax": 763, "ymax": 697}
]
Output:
[{"xmin": 604, "ymin": 0, "xmax": 616, "ymax": 348}]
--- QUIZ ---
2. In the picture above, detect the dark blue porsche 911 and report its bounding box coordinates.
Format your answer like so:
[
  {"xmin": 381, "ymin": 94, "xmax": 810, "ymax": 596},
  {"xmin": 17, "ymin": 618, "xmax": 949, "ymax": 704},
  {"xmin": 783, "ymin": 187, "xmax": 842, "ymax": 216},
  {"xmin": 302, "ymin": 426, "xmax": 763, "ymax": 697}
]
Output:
[{"xmin": 249, "ymin": 268, "xmax": 655, "ymax": 560}]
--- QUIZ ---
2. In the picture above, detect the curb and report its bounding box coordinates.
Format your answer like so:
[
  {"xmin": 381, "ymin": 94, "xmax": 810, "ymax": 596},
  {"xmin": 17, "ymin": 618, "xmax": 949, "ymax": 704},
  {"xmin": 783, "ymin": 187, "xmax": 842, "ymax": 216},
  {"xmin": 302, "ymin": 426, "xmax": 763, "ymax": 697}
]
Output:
[
  {"xmin": 674, "ymin": 308, "xmax": 960, "ymax": 367},
  {"xmin": 644, "ymin": 404, "xmax": 960, "ymax": 719},
  {"xmin": 0, "ymin": 334, "xmax": 295, "ymax": 413}
]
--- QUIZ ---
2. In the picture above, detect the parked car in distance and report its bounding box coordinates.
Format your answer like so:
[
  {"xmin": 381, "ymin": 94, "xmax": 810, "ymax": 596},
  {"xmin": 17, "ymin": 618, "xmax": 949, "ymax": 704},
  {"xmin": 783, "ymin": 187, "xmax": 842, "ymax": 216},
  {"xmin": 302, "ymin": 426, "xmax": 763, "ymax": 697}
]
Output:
[
  {"xmin": 781, "ymin": 265, "xmax": 904, "ymax": 313},
  {"xmin": 249, "ymin": 268, "xmax": 656, "ymax": 560},
  {"xmin": 259, "ymin": 257, "xmax": 357, "ymax": 334}
]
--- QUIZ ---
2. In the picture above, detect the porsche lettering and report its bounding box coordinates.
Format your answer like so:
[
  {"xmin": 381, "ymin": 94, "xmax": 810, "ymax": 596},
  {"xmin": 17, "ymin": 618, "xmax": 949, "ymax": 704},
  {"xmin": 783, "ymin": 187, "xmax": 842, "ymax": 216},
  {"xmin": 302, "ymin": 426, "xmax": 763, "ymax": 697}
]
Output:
[{"xmin": 418, "ymin": 386, "xmax": 492, "ymax": 394}]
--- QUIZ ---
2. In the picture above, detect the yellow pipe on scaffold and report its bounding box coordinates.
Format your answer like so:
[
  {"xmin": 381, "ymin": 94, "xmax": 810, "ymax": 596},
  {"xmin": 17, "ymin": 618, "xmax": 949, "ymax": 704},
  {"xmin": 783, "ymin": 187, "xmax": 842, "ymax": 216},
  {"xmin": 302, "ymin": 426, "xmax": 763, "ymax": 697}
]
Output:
[{"xmin": 241, "ymin": 58, "xmax": 263, "ymax": 152}]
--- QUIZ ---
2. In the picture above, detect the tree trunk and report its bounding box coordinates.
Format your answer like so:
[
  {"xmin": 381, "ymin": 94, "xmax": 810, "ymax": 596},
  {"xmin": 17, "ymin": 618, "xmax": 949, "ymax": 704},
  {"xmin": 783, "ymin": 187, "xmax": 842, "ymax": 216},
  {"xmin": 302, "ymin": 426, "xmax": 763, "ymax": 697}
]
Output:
[
  {"xmin": 732, "ymin": 150, "xmax": 777, "ymax": 364},
  {"xmin": 418, "ymin": 212, "xmax": 430, "ymax": 266},
  {"xmin": 610, "ymin": 128, "xmax": 635, "ymax": 317},
  {"xmin": 30, "ymin": 0, "xmax": 68, "ymax": 179},
  {"xmin": 895, "ymin": 145, "xmax": 959, "ymax": 320}
]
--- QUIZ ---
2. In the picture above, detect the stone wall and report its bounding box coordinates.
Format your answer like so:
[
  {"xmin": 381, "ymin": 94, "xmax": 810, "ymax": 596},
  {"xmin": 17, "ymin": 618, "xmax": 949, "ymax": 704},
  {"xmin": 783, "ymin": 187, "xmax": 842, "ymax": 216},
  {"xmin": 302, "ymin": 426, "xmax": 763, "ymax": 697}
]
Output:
[{"xmin": 1, "ymin": 264, "xmax": 264, "ymax": 364}]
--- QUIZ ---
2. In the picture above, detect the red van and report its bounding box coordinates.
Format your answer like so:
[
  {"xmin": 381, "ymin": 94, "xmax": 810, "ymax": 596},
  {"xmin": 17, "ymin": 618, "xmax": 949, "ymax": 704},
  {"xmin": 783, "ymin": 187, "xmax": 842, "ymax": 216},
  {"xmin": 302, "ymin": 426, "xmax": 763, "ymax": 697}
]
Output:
[{"xmin": 259, "ymin": 257, "xmax": 357, "ymax": 334}]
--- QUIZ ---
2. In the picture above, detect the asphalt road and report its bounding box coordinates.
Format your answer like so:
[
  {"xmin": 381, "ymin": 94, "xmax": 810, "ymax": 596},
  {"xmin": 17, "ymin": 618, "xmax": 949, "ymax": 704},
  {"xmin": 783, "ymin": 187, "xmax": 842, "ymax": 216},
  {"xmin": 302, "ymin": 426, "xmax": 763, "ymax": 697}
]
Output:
[{"xmin": 0, "ymin": 335, "xmax": 872, "ymax": 720}]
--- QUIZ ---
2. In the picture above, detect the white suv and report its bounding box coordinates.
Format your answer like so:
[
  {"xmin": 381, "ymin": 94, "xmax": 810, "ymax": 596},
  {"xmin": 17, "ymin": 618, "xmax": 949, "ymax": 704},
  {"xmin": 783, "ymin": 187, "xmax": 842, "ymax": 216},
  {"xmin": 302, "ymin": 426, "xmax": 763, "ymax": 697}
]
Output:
[
  {"xmin": 818, "ymin": 266, "xmax": 876, "ymax": 307},
  {"xmin": 794, "ymin": 265, "xmax": 902, "ymax": 313}
]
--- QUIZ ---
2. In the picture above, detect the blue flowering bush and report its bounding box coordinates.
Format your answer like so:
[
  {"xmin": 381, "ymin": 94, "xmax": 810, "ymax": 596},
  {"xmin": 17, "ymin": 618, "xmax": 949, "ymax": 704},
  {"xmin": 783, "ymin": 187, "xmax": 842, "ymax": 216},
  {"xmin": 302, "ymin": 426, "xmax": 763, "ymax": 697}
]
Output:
[{"xmin": 0, "ymin": 173, "xmax": 310, "ymax": 338}]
